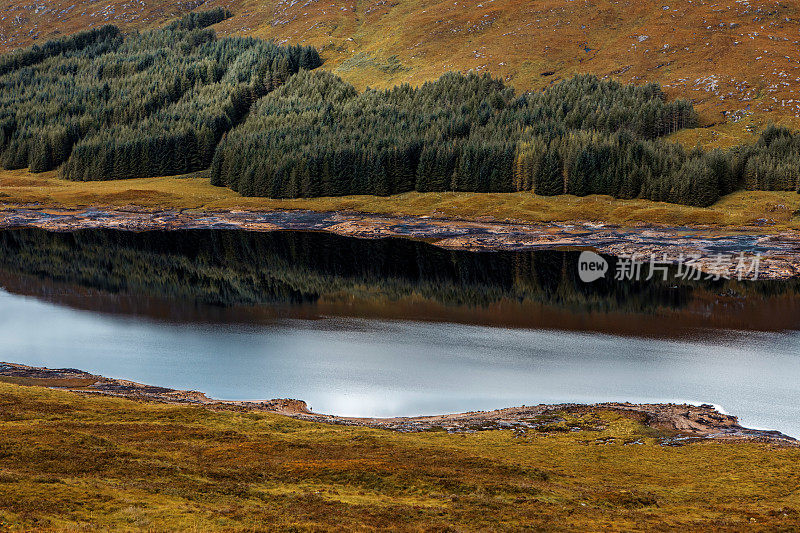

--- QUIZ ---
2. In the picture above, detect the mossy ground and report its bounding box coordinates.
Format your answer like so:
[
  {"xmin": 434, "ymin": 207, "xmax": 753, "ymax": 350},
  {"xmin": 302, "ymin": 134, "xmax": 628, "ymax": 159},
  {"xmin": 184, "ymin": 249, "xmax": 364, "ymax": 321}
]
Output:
[
  {"xmin": 2, "ymin": 169, "xmax": 800, "ymax": 231},
  {"xmin": 0, "ymin": 381, "xmax": 798, "ymax": 530}
]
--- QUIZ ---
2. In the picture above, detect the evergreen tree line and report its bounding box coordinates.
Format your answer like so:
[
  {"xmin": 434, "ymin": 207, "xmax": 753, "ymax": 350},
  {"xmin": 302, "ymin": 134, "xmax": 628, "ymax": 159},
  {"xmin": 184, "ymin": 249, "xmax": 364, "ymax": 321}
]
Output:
[
  {"xmin": 165, "ymin": 7, "xmax": 233, "ymax": 31},
  {"xmin": 210, "ymin": 71, "xmax": 712, "ymax": 204},
  {"xmin": 211, "ymin": 70, "xmax": 800, "ymax": 206},
  {"xmin": 514, "ymin": 130, "xmax": 738, "ymax": 206},
  {"xmin": 0, "ymin": 25, "xmax": 122, "ymax": 76},
  {"xmin": 0, "ymin": 10, "xmax": 321, "ymax": 179},
  {"xmin": 738, "ymin": 125, "xmax": 800, "ymax": 191}
]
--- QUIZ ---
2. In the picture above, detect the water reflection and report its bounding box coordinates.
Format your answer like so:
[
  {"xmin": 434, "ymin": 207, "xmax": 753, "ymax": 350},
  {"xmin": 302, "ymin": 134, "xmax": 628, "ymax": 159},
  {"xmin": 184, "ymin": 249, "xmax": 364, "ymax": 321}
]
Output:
[
  {"xmin": 1, "ymin": 289, "xmax": 799, "ymax": 435},
  {"xmin": 0, "ymin": 228, "xmax": 799, "ymax": 336}
]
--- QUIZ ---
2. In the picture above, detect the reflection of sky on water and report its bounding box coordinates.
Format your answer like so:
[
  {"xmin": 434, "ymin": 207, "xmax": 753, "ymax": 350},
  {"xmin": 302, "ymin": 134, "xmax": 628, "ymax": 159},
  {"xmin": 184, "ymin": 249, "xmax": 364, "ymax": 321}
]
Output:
[{"xmin": 1, "ymin": 289, "xmax": 799, "ymax": 436}]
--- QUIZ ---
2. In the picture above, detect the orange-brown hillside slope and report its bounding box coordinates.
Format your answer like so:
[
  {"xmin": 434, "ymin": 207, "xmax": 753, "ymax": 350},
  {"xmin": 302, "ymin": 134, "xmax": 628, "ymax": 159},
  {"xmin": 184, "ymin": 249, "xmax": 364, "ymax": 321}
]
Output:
[{"xmin": 2, "ymin": 0, "xmax": 800, "ymax": 134}]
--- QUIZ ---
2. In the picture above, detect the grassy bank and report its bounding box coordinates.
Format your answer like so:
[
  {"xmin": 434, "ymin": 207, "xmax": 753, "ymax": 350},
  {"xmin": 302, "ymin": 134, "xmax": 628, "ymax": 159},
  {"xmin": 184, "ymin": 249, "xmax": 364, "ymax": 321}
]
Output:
[
  {"xmin": 1, "ymin": 169, "xmax": 800, "ymax": 230},
  {"xmin": 0, "ymin": 381, "xmax": 798, "ymax": 530}
]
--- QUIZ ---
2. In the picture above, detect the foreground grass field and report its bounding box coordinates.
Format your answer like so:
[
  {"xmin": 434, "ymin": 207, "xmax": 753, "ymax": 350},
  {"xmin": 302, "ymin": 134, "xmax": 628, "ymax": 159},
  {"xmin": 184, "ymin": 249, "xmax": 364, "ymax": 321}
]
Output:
[
  {"xmin": 0, "ymin": 381, "xmax": 798, "ymax": 530},
  {"xmin": 1, "ymin": 169, "xmax": 800, "ymax": 231}
]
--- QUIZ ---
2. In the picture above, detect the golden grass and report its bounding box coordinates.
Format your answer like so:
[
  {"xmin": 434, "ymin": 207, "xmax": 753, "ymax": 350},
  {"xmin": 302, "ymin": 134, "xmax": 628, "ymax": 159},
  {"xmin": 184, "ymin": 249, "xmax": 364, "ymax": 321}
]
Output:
[
  {"xmin": 0, "ymin": 381, "xmax": 798, "ymax": 530},
  {"xmin": 667, "ymin": 115, "xmax": 800, "ymax": 151},
  {"xmin": 2, "ymin": 168, "xmax": 800, "ymax": 230},
  {"xmin": 667, "ymin": 118, "xmax": 761, "ymax": 151}
]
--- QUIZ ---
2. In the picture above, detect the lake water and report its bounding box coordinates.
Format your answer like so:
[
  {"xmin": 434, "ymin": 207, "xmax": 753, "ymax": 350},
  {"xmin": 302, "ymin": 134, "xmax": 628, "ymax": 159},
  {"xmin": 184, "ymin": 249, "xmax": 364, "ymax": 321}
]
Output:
[{"xmin": 0, "ymin": 228, "xmax": 799, "ymax": 436}]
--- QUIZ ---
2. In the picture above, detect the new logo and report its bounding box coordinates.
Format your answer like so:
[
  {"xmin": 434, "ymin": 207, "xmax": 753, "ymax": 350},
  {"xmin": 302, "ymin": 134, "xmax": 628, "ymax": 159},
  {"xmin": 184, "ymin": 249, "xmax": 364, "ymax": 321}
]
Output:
[{"xmin": 578, "ymin": 251, "xmax": 608, "ymax": 282}]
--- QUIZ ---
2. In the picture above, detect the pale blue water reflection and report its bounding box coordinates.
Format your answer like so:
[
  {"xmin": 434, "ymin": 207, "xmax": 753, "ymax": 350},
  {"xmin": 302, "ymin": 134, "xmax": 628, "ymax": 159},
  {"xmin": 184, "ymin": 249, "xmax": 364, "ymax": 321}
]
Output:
[{"xmin": 1, "ymin": 289, "xmax": 798, "ymax": 436}]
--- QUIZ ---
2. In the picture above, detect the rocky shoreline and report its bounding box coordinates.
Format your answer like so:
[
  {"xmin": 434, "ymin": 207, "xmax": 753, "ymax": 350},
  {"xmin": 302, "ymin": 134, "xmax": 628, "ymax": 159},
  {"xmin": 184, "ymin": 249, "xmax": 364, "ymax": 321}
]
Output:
[
  {"xmin": 2, "ymin": 205, "xmax": 800, "ymax": 279},
  {"xmin": 0, "ymin": 362, "xmax": 794, "ymax": 445}
]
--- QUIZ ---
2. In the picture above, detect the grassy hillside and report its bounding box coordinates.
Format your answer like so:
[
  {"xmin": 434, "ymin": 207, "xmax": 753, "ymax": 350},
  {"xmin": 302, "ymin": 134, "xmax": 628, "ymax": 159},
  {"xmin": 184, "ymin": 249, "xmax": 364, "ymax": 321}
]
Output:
[
  {"xmin": 3, "ymin": 0, "xmax": 800, "ymax": 134},
  {"xmin": 3, "ymin": 2, "xmax": 800, "ymax": 217},
  {"xmin": 0, "ymin": 381, "xmax": 798, "ymax": 530}
]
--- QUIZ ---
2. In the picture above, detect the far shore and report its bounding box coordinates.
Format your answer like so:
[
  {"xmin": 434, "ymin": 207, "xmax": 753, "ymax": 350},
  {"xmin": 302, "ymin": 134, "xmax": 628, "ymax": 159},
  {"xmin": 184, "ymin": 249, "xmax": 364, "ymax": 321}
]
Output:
[
  {"xmin": 2, "ymin": 204, "xmax": 800, "ymax": 279},
  {"xmin": 2, "ymin": 167, "xmax": 800, "ymax": 231}
]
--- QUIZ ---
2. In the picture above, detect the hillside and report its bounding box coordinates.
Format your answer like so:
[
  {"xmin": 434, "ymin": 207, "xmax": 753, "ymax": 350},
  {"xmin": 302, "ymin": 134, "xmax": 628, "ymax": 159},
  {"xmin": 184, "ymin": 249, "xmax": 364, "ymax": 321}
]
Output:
[
  {"xmin": 2, "ymin": 0, "xmax": 800, "ymax": 135},
  {"xmin": 2, "ymin": 3, "xmax": 800, "ymax": 216},
  {"xmin": 0, "ymin": 380, "xmax": 799, "ymax": 529}
]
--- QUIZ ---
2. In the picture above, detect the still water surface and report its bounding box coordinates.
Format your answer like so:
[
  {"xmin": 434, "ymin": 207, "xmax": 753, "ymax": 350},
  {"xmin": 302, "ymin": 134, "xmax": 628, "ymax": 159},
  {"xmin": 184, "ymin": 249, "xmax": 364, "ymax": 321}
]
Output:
[{"xmin": 0, "ymin": 229, "xmax": 799, "ymax": 436}]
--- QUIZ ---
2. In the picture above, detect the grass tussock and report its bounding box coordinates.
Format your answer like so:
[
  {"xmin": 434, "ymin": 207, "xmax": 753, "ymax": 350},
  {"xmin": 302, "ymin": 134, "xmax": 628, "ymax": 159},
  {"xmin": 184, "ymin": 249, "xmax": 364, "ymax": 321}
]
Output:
[{"xmin": 0, "ymin": 382, "xmax": 797, "ymax": 530}]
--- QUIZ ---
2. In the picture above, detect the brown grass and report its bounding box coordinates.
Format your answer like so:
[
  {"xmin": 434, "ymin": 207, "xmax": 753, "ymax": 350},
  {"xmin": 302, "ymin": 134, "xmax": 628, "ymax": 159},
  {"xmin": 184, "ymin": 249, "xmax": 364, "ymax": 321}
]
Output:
[
  {"xmin": 0, "ymin": 381, "xmax": 798, "ymax": 530},
  {"xmin": 2, "ymin": 169, "xmax": 800, "ymax": 230}
]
